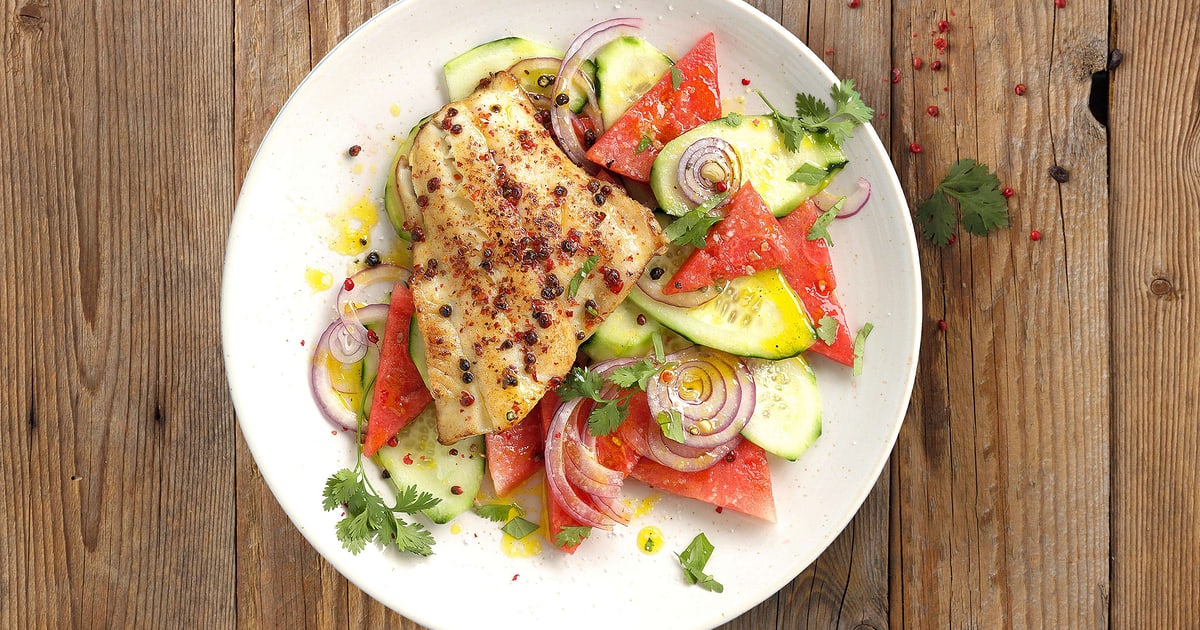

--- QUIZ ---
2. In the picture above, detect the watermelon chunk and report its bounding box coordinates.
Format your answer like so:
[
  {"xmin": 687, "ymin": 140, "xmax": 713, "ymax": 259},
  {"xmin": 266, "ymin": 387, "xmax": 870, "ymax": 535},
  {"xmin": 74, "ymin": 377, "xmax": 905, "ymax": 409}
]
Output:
[{"xmin": 630, "ymin": 440, "xmax": 776, "ymax": 522}]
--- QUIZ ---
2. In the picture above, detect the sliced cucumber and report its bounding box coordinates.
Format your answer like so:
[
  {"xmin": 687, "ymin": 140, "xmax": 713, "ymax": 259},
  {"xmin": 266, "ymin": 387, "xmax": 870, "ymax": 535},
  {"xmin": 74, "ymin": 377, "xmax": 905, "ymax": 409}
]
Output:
[
  {"xmin": 741, "ymin": 356, "xmax": 821, "ymax": 460},
  {"xmin": 408, "ymin": 319, "xmax": 428, "ymax": 389},
  {"xmin": 650, "ymin": 115, "xmax": 848, "ymax": 217},
  {"xmin": 375, "ymin": 407, "xmax": 485, "ymax": 524},
  {"xmin": 384, "ymin": 114, "xmax": 434, "ymax": 239},
  {"xmin": 443, "ymin": 37, "xmax": 595, "ymax": 111},
  {"xmin": 595, "ymin": 36, "xmax": 672, "ymax": 129},
  {"xmin": 583, "ymin": 301, "xmax": 666, "ymax": 361},
  {"xmin": 627, "ymin": 268, "xmax": 815, "ymax": 360}
]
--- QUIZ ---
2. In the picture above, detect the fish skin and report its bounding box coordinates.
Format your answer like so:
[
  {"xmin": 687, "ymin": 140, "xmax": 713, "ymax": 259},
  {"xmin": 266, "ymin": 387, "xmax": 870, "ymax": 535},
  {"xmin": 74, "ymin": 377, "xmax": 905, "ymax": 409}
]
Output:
[{"xmin": 405, "ymin": 72, "xmax": 665, "ymax": 444}]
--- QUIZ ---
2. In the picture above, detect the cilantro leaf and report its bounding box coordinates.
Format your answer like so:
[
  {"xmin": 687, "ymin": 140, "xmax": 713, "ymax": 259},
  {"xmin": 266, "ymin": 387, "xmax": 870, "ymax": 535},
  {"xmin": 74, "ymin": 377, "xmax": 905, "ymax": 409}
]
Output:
[
  {"xmin": 391, "ymin": 521, "xmax": 437, "ymax": 556},
  {"xmin": 568, "ymin": 255, "xmax": 600, "ymax": 299},
  {"xmin": 474, "ymin": 503, "xmax": 524, "ymax": 523},
  {"xmin": 636, "ymin": 133, "xmax": 653, "ymax": 153},
  {"xmin": 670, "ymin": 66, "xmax": 684, "ymax": 90},
  {"xmin": 758, "ymin": 80, "xmax": 874, "ymax": 150},
  {"xmin": 652, "ymin": 330, "xmax": 666, "ymax": 363},
  {"xmin": 501, "ymin": 516, "xmax": 539, "ymax": 540},
  {"xmin": 554, "ymin": 525, "xmax": 592, "ymax": 547},
  {"xmin": 556, "ymin": 366, "xmax": 606, "ymax": 403},
  {"xmin": 656, "ymin": 409, "xmax": 687, "ymax": 443},
  {"xmin": 609, "ymin": 358, "xmax": 676, "ymax": 391},
  {"xmin": 852, "ymin": 322, "xmax": 874, "ymax": 377},
  {"xmin": 721, "ymin": 112, "xmax": 744, "ymax": 127},
  {"xmin": 756, "ymin": 90, "xmax": 809, "ymax": 152},
  {"xmin": 323, "ymin": 465, "xmax": 440, "ymax": 557},
  {"xmin": 677, "ymin": 533, "xmax": 724, "ymax": 593},
  {"xmin": 322, "ymin": 468, "xmax": 361, "ymax": 511},
  {"xmin": 816, "ymin": 315, "xmax": 839, "ymax": 346},
  {"xmin": 664, "ymin": 193, "xmax": 728, "ymax": 248},
  {"xmin": 807, "ymin": 198, "xmax": 844, "ymax": 246},
  {"xmin": 794, "ymin": 92, "xmax": 831, "ymax": 122},
  {"xmin": 391, "ymin": 484, "xmax": 441, "ymax": 513},
  {"xmin": 587, "ymin": 399, "xmax": 626, "ymax": 436},
  {"xmin": 787, "ymin": 162, "xmax": 828, "ymax": 185},
  {"xmin": 917, "ymin": 159, "xmax": 1009, "ymax": 246}
]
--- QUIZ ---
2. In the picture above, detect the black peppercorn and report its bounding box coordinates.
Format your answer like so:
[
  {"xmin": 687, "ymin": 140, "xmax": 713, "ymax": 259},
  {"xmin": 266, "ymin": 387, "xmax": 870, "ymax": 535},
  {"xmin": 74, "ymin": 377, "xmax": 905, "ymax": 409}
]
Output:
[
  {"xmin": 462, "ymin": 371, "xmax": 474, "ymax": 384},
  {"xmin": 523, "ymin": 330, "xmax": 539, "ymax": 345},
  {"xmin": 649, "ymin": 267, "xmax": 665, "ymax": 280},
  {"xmin": 365, "ymin": 251, "xmax": 381, "ymax": 267},
  {"xmin": 439, "ymin": 304, "xmax": 453, "ymax": 317},
  {"xmin": 459, "ymin": 358, "xmax": 471, "ymax": 371},
  {"xmin": 1048, "ymin": 165, "xmax": 1070, "ymax": 183},
  {"xmin": 555, "ymin": 93, "xmax": 570, "ymax": 106}
]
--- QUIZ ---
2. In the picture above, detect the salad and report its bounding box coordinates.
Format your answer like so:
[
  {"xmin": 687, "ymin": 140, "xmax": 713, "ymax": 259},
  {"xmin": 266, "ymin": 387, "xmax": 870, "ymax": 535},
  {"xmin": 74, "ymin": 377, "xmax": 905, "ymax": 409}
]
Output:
[{"xmin": 309, "ymin": 17, "xmax": 873, "ymax": 574}]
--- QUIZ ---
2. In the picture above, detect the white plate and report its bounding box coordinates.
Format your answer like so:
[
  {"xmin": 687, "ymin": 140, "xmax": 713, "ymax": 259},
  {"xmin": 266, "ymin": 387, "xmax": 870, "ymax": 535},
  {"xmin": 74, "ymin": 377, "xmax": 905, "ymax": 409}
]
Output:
[{"xmin": 223, "ymin": 0, "xmax": 920, "ymax": 628}]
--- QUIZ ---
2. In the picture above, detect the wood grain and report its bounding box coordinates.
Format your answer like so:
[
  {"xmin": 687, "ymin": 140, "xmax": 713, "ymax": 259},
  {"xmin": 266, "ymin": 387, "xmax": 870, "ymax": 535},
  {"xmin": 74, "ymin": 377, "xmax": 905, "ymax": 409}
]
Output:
[
  {"xmin": 1, "ymin": 0, "xmax": 236, "ymax": 626},
  {"xmin": 1110, "ymin": 2, "xmax": 1200, "ymax": 627},
  {"xmin": 10, "ymin": 0, "xmax": 1200, "ymax": 627}
]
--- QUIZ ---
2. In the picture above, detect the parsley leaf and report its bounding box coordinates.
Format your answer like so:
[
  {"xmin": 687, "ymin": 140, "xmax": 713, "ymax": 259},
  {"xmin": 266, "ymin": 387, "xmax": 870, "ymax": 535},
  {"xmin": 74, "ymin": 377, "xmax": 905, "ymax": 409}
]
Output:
[
  {"xmin": 568, "ymin": 255, "xmax": 600, "ymax": 299},
  {"xmin": 322, "ymin": 465, "xmax": 439, "ymax": 557},
  {"xmin": 917, "ymin": 159, "xmax": 1010, "ymax": 246},
  {"xmin": 670, "ymin": 66, "xmax": 684, "ymax": 90},
  {"xmin": 635, "ymin": 133, "xmax": 653, "ymax": 153},
  {"xmin": 656, "ymin": 409, "xmax": 687, "ymax": 443},
  {"xmin": 554, "ymin": 526, "xmax": 592, "ymax": 547},
  {"xmin": 787, "ymin": 162, "xmax": 828, "ymax": 185},
  {"xmin": 757, "ymin": 80, "xmax": 874, "ymax": 150},
  {"xmin": 501, "ymin": 516, "xmax": 539, "ymax": 540},
  {"xmin": 807, "ymin": 198, "xmax": 844, "ymax": 246},
  {"xmin": 721, "ymin": 112, "xmax": 744, "ymax": 127},
  {"xmin": 677, "ymin": 533, "xmax": 724, "ymax": 592},
  {"xmin": 816, "ymin": 315, "xmax": 839, "ymax": 346},
  {"xmin": 474, "ymin": 503, "xmax": 524, "ymax": 522},
  {"xmin": 664, "ymin": 193, "xmax": 728, "ymax": 248},
  {"xmin": 852, "ymin": 322, "xmax": 874, "ymax": 377}
]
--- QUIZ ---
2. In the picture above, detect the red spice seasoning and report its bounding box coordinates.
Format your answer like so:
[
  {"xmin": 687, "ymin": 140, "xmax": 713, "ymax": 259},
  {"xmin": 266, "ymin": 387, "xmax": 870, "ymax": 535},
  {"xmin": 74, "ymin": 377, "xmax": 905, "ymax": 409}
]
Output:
[
  {"xmin": 937, "ymin": 319, "xmax": 948, "ymax": 332},
  {"xmin": 366, "ymin": 329, "xmax": 379, "ymax": 344},
  {"xmin": 713, "ymin": 180, "xmax": 728, "ymax": 193},
  {"xmin": 931, "ymin": 60, "xmax": 943, "ymax": 71},
  {"xmin": 1014, "ymin": 83, "xmax": 1027, "ymax": 95},
  {"xmin": 460, "ymin": 391, "xmax": 475, "ymax": 407},
  {"xmin": 402, "ymin": 453, "xmax": 413, "ymax": 465},
  {"xmin": 891, "ymin": 68, "xmax": 902, "ymax": 84},
  {"xmin": 715, "ymin": 507, "xmax": 724, "ymax": 513},
  {"xmin": 948, "ymin": 234, "xmax": 957, "ymax": 245},
  {"xmin": 348, "ymin": 144, "xmax": 362, "ymax": 157},
  {"xmin": 1002, "ymin": 187, "xmax": 1015, "ymax": 198},
  {"xmin": 848, "ymin": 0, "xmax": 860, "ymax": 6},
  {"xmin": 926, "ymin": 105, "xmax": 940, "ymax": 117},
  {"xmin": 387, "ymin": 436, "xmax": 399, "ymax": 448},
  {"xmin": 1055, "ymin": 0, "xmax": 1066, "ymax": 7},
  {"xmin": 450, "ymin": 485, "xmax": 464, "ymax": 495},
  {"xmin": 1030, "ymin": 230, "xmax": 1042, "ymax": 241},
  {"xmin": 909, "ymin": 142, "xmax": 923, "ymax": 154},
  {"xmin": 937, "ymin": 19, "xmax": 951, "ymax": 33},
  {"xmin": 342, "ymin": 277, "xmax": 355, "ymax": 291},
  {"xmin": 934, "ymin": 37, "xmax": 948, "ymax": 52},
  {"xmin": 741, "ymin": 77, "xmax": 751, "ymax": 86},
  {"xmin": 824, "ymin": 47, "xmax": 835, "ymax": 55},
  {"xmin": 913, "ymin": 56, "xmax": 924, "ymax": 70}
]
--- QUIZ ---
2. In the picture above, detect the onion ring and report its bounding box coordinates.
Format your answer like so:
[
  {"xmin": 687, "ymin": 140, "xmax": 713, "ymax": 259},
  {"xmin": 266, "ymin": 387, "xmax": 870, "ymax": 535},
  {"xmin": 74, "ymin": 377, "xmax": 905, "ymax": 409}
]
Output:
[
  {"xmin": 310, "ymin": 303, "xmax": 390, "ymax": 431},
  {"xmin": 676, "ymin": 137, "xmax": 742, "ymax": 207}
]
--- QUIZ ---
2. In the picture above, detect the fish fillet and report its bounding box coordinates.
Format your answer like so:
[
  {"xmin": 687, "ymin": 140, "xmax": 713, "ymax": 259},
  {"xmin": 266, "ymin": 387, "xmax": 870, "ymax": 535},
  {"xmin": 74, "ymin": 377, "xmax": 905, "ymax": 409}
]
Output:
[{"xmin": 404, "ymin": 72, "xmax": 666, "ymax": 444}]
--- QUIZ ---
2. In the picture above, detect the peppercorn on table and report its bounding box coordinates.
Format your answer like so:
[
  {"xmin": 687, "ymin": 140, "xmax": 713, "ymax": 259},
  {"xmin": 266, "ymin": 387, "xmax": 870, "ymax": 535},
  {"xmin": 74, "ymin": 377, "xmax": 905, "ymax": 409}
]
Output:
[{"xmin": 2, "ymin": 0, "xmax": 1195, "ymax": 627}]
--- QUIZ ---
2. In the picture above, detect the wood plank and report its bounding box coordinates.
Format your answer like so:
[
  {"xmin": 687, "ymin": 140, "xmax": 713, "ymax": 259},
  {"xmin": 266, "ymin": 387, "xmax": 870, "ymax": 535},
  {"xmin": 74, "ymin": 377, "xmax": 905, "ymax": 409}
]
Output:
[
  {"xmin": 891, "ymin": 1, "xmax": 1110, "ymax": 628},
  {"xmin": 0, "ymin": 0, "xmax": 236, "ymax": 626},
  {"xmin": 1110, "ymin": 2, "xmax": 1200, "ymax": 627}
]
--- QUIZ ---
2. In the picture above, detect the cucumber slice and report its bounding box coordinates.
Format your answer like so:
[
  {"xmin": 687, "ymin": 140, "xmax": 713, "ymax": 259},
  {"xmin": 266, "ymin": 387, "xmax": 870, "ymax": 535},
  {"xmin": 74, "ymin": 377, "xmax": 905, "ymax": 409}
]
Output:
[
  {"xmin": 650, "ymin": 115, "xmax": 848, "ymax": 217},
  {"xmin": 384, "ymin": 114, "xmax": 434, "ymax": 239},
  {"xmin": 583, "ymin": 301, "xmax": 666, "ymax": 361},
  {"xmin": 375, "ymin": 407, "xmax": 485, "ymax": 524},
  {"xmin": 627, "ymin": 268, "xmax": 816, "ymax": 360},
  {"xmin": 442, "ymin": 37, "xmax": 595, "ymax": 111},
  {"xmin": 408, "ymin": 319, "xmax": 429, "ymax": 389},
  {"xmin": 595, "ymin": 36, "xmax": 673, "ymax": 129},
  {"xmin": 741, "ymin": 356, "xmax": 821, "ymax": 460}
]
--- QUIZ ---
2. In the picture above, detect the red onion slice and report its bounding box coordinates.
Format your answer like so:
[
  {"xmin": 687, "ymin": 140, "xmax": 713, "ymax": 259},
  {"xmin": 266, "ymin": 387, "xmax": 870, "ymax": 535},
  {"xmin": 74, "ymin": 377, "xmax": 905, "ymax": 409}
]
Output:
[
  {"xmin": 636, "ymin": 246, "xmax": 721, "ymax": 308},
  {"xmin": 310, "ymin": 303, "xmax": 390, "ymax": 431},
  {"xmin": 836, "ymin": 177, "xmax": 872, "ymax": 218},
  {"xmin": 645, "ymin": 346, "xmax": 756, "ymax": 453},
  {"xmin": 335, "ymin": 265, "xmax": 411, "ymax": 344},
  {"xmin": 551, "ymin": 18, "xmax": 642, "ymax": 165},
  {"xmin": 544, "ymin": 397, "xmax": 621, "ymax": 529},
  {"xmin": 644, "ymin": 423, "xmax": 742, "ymax": 472},
  {"xmin": 676, "ymin": 137, "xmax": 742, "ymax": 207}
]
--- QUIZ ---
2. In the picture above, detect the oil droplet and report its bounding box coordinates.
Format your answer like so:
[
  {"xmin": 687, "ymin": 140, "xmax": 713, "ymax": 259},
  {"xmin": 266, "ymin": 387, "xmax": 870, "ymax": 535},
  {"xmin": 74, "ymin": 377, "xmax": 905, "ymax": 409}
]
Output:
[
  {"xmin": 390, "ymin": 103, "xmax": 402, "ymax": 117},
  {"xmin": 329, "ymin": 195, "xmax": 380, "ymax": 256},
  {"xmin": 323, "ymin": 353, "xmax": 363, "ymax": 411},
  {"xmin": 305, "ymin": 267, "xmax": 333, "ymax": 291},
  {"xmin": 626, "ymin": 494, "xmax": 660, "ymax": 518},
  {"xmin": 637, "ymin": 526, "xmax": 664, "ymax": 554},
  {"xmin": 351, "ymin": 162, "xmax": 365, "ymax": 175},
  {"xmin": 450, "ymin": 523, "xmax": 462, "ymax": 535},
  {"xmin": 501, "ymin": 531, "xmax": 543, "ymax": 558}
]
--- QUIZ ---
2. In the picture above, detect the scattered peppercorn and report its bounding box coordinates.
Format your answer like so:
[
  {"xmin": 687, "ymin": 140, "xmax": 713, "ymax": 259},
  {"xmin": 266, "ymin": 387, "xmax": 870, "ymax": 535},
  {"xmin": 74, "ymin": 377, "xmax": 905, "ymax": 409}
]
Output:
[
  {"xmin": 909, "ymin": 142, "xmax": 923, "ymax": 154},
  {"xmin": 601, "ymin": 267, "xmax": 623, "ymax": 293},
  {"xmin": 636, "ymin": 314, "xmax": 647, "ymax": 326},
  {"xmin": 649, "ymin": 267, "xmax": 665, "ymax": 280},
  {"xmin": 593, "ymin": 193, "xmax": 606, "ymax": 206},
  {"xmin": 926, "ymin": 105, "xmax": 940, "ymax": 117},
  {"xmin": 724, "ymin": 451, "xmax": 737, "ymax": 463},
  {"xmin": 576, "ymin": 331, "xmax": 587, "ymax": 341},
  {"xmin": 937, "ymin": 19, "xmax": 950, "ymax": 33},
  {"xmin": 460, "ymin": 391, "xmax": 475, "ymax": 406},
  {"xmin": 555, "ymin": 93, "xmax": 570, "ymax": 106},
  {"xmin": 1107, "ymin": 49, "xmax": 1124, "ymax": 71},
  {"xmin": 459, "ymin": 358, "xmax": 471, "ymax": 371},
  {"xmin": 1048, "ymin": 165, "xmax": 1070, "ymax": 182},
  {"xmin": 416, "ymin": 195, "xmax": 429, "ymax": 208},
  {"xmin": 931, "ymin": 60, "xmax": 943, "ymax": 71},
  {"xmin": 934, "ymin": 37, "xmax": 948, "ymax": 52},
  {"xmin": 427, "ymin": 177, "xmax": 441, "ymax": 192},
  {"xmin": 741, "ymin": 78, "xmax": 751, "ymax": 86},
  {"xmin": 343, "ymin": 277, "xmax": 355, "ymax": 291},
  {"xmin": 1002, "ymin": 187, "xmax": 1015, "ymax": 198},
  {"xmin": 600, "ymin": 185, "xmax": 612, "ymax": 195},
  {"xmin": 848, "ymin": 0, "xmax": 860, "ymax": 6},
  {"xmin": 583, "ymin": 128, "xmax": 597, "ymax": 147},
  {"xmin": 500, "ymin": 339, "xmax": 514, "ymax": 350},
  {"xmin": 554, "ymin": 185, "xmax": 567, "ymax": 197},
  {"xmin": 447, "ymin": 107, "xmax": 458, "ymax": 117},
  {"xmin": 584, "ymin": 299, "xmax": 598, "ymax": 315},
  {"xmin": 440, "ymin": 304, "xmax": 453, "ymax": 317},
  {"xmin": 523, "ymin": 330, "xmax": 539, "ymax": 345},
  {"xmin": 462, "ymin": 371, "xmax": 474, "ymax": 384},
  {"xmin": 1030, "ymin": 229, "xmax": 1042, "ymax": 241},
  {"xmin": 365, "ymin": 251, "xmax": 381, "ymax": 267},
  {"xmin": 410, "ymin": 226, "xmax": 425, "ymax": 242},
  {"xmin": 891, "ymin": 68, "xmax": 902, "ymax": 84},
  {"xmin": 1014, "ymin": 83, "xmax": 1027, "ymax": 96},
  {"xmin": 450, "ymin": 485, "xmax": 463, "ymax": 496},
  {"xmin": 450, "ymin": 124, "xmax": 463, "ymax": 135},
  {"xmin": 1054, "ymin": 0, "xmax": 1066, "ymax": 7},
  {"xmin": 381, "ymin": 469, "xmax": 391, "ymax": 479},
  {"xmin": 387, "ymin": 436, "xmax": 398, "ymax": 447},
  {"xmin": 348, "ymin": 144, "xmax": 362, "ymax": 157},
  {"xmin": 913, "ymin": 56, "xmax": 924, "ymax": 70},
  {"xmin": 366, "ymin": 329, "xmax": 378, "ymax": 344},
  {"xmin": 713, "ymin": 180, "xmax": 728, "ymax": 193},
  {"xmin": 937, "ymin": 319, "xmax": 948, "ymax": 332}
]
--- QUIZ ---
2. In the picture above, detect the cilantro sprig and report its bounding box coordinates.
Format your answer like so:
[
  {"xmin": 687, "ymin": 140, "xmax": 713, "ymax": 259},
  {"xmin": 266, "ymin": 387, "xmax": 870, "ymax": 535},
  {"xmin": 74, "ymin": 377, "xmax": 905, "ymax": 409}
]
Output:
[
  {"xmin": 554, "ymin": 525, "xmax": 592, "ymax": 547},
  {"xmin": 677, "ymin": 533, "xmax": 724, "ymax": 592},
  {"xmin": 322, "ymin": 463, "xmax": 440, "ymax": 556},
  {"xmin": 756, "ymin": 79, "xmax": 873, "ymax": 150},
  {"xmin": 557, "ymin": 336, "xmax": 676, "ymax": 436},
  {"xmin": 916, "ymin": 159, "xmax": 1010, "ymax": 246},
  {"xmin": 815, "ymin": 315, "xmax": 839, "ymax": 346},
  {"xmin": 807, "ymin": 198, "xmax": 844, "ymax": 246},
  {"xmin": 664, "ymin": 193, "xmax": 729, "ymax": 248}
]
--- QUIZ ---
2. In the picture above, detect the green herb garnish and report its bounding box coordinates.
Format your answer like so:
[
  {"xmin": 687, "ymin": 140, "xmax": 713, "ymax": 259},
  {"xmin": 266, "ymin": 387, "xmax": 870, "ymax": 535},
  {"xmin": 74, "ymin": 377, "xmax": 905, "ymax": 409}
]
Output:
[
  {"xmin": 474, "ymin": 502, "xmax": 524, "ymax": 523},
  {"xmin": 816, "ymin": 315, "xmax": 839, "ymax": 346},
  {"xmin": 636, "ymin": 133, "xmax": 653, "ymax": 153},
  {"xmin": 670, "ymin": 66, "xmax": 684, "ymax": 90},
  {"xmin": 756, "ymin": 79, "xmax": 873, "ymax": 150},
  {"xmin": 916, "ymin": 159, "xmax": 1009, "ymax": 247},
  {"xmin": 322, "ymin": 465, "xmax": 439, "ymax": 556},
  {"xmin": 677, "ymin": 533, "xmax": 724, "ymax": 592},
  {"xmin": 787, "ymin": 162, "xmax": 828, "ymax": 185},
  {"xmin": 554, "ymin": 526, "xmax": 592, "ymax": 547},
  {"xmin": 568, "ymin": 254, "xmax": 600, "ymax": 298},
  {"xmin": 656, "ymin": 409, "xmax": 687, "ymax": 443},
  {"xmin": 852, "ymin": 322, "xmax": 874, "ymax": 376},
  {"xmin": 501, "ymin": 516, "xmax": 539, "ymax": 540},
  {"xmin": 807, "ymin": 198, "xmax": 844, "ymax": 245},
  {"xmin": 664, "ymin": 193, "xmax": 729, "ymax": 249}
]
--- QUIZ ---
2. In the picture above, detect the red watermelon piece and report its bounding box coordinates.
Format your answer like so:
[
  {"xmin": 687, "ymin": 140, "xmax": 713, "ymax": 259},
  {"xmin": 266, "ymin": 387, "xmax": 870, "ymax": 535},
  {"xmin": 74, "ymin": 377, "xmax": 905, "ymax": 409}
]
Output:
[
  {"xmin": 778, "ymin": 199, "xmax": 855, "ymax": 366},
  {"xmin": 485, "ymin": 403, "xmax": 545, "ymax": 497},
  {"xmin": 630, "ymin": 440, "xmax": 776, "ymax": 522}
]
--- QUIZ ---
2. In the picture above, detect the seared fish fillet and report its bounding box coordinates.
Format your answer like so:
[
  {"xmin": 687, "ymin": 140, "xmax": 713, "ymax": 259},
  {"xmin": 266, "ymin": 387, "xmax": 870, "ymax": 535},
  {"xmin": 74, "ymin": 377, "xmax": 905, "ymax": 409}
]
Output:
[{"xmin": 404, "ymin": 72, "xmax": 666, "ymax": 444}]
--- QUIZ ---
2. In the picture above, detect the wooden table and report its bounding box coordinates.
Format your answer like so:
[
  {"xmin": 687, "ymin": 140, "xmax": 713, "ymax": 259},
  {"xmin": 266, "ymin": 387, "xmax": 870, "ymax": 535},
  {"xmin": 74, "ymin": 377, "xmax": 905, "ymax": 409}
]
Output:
[{"xmin": 3, "ymin": 0, "xmax": 1194, "ymax": 627}]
